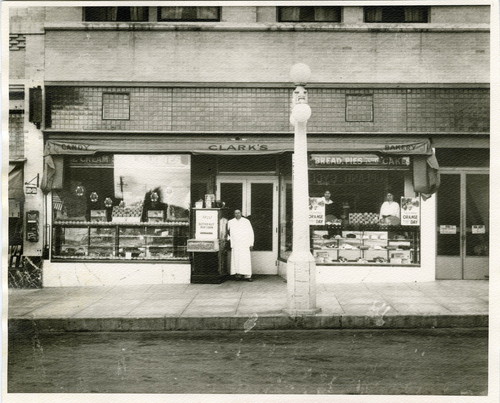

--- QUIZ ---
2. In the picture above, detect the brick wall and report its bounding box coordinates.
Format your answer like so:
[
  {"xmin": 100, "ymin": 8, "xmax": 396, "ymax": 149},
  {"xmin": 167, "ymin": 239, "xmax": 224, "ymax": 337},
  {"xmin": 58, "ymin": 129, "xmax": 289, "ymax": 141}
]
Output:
[
  {"xmin": 9, "ymin": 113, "xmax": 24, "ymax": 160},
  {"xmin": 44, "ymin": 29, "xmax": 489, "ymax": 83},
  {"xmin": 46, "ymin": 86, "xmax": 489, "ymax": 133}
]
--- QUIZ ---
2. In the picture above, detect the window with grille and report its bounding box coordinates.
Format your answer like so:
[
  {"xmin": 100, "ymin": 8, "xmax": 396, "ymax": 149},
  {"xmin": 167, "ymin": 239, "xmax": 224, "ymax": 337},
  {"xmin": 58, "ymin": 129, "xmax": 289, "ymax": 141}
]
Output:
[
  {"xmin": 345, "ymin": 95, "xmax": 374, "ymax": 122},
  {"xmin": 157, "ymin": 7, "xmax": 220, "ymax": 21},
  {"xmin": 102, "ymin": 93, "xmax": 130, "ymax": 120},
  {"xmin": 364, "ymin": 7, "xmax": 429, "ymax": 23},
  {"xmin": 278, "ymin": 7, "xmax": 341, "ymax": 22}
]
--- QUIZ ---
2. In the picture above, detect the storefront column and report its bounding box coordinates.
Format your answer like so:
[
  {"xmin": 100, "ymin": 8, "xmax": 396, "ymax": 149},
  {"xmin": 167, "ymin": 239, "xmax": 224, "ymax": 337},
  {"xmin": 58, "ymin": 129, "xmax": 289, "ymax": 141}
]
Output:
[{"xmin": 285, "ymin": 64, "xmax": 320, "ymax": 316}]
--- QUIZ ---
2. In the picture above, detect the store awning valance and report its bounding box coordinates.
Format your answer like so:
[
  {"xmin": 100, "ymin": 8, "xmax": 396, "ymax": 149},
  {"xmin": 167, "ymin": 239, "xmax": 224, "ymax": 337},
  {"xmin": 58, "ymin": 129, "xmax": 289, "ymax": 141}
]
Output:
[
  {"xmin": 41, "ymin": 135, "xmax": 438, "ymax": 196},
  {"xmin": 44, "ymin": 136, "xmax": 433, "ymax": 156}
]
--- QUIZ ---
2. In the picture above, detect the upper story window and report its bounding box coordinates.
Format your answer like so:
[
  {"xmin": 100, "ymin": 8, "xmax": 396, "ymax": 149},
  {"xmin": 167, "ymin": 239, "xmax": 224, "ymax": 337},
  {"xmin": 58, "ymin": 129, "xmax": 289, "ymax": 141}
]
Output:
[
  {"xmin": 157, "ymin": 7, "xmax": 220, "ymax": 21},
  {"xmin": 364, "ymin": 7, "xmax": 429, "ymax": 23},
  {"xmin": 84, "ymin": 7, "xmax": 148, "ymax": 22},
  {"xmin": 278, "ymin": 6, "xmax": 342, "ymax": 22}
]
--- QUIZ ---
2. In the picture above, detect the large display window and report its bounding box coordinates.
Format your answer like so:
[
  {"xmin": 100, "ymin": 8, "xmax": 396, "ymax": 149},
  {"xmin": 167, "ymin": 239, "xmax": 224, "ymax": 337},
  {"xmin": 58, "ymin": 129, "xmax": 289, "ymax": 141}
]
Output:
[
  {"xmin": 51, "ymin": 154, "xmax": 190, "ymax": 261},
  {"xmin": 279, "ymin": 153, "xmax": 421, "ymax": 265}
]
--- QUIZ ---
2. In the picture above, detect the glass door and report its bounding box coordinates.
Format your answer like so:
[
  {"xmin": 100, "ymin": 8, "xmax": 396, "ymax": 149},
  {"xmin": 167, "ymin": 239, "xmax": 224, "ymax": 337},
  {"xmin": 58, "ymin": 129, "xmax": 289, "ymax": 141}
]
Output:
[
  {"xmin": 217, "ymin": 176, "xmax": 278, "ymax": 274},
  {"xmin": 436, "ymin": 171, "xmax": 489, "ymax": 279}
]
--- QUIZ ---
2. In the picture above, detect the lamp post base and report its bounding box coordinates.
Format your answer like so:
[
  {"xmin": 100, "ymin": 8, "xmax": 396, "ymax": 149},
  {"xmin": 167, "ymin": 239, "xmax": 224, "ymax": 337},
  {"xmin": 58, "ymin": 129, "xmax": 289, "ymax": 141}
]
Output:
[
  {"xmin": 284, "ymin": 251, "xmax": 321, "ymax": 316},
  {"xmin": 283, "ymin": 308, "xmax": 322, "ymax": 316}
]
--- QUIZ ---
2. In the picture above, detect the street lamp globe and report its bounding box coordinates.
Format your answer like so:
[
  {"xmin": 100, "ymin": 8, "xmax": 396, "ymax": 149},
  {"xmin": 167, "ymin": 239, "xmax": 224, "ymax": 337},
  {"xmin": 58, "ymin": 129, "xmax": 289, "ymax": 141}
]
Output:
[
  {"xmin": 290, "ymin": 63, "xmax": 311, "ymax": 85},
  {"xmin": 291, "ymin": 103, "xmax": 312, "ymax": 123}
]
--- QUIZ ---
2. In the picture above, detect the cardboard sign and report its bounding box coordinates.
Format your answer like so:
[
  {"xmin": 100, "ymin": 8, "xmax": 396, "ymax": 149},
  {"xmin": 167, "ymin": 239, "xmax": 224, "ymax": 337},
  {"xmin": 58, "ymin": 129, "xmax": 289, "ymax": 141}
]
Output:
[
  {"xmin": 400, "ymin": 197, "xmax": 420, "ymax": 226},
  {"xmin": 440, "ymin": 225, "xmax": 457, "ymax": 234},
  {"xmin": 309, "ymin": 197, "xmax": 325, "ymax": 225},
  {"xmin": 195, "ymin": 209, "xmax": 218, "ymax": 240},
  {"xmin": 472, "ymin": 225, "xmax": 486, "ymax": 234}
]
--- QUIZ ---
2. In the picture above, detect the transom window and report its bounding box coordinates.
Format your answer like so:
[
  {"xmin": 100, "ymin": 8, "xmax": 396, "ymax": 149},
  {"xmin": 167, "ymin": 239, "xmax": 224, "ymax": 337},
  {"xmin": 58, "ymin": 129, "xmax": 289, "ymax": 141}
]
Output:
[
  {"xmin": 278, "ymin": 6, "xmax": 342, "ymax": 22},
  {"xmin": 84, "ymin": 7, "xmax": 149, "ymax": 22},
  {"xmin": 157, "ymin": 7, "xmax": 220, "ymax": 21},
  {"xmin": 364, "ymin": 7, "xmax": 429, "ymax": 23},
  {"xmin": 102, "ymin": 93, "xmax": 130, "ymax": 120},
  {"xmin": 346, "ymin": 95, "xmax": 374, "ymax": 122}
]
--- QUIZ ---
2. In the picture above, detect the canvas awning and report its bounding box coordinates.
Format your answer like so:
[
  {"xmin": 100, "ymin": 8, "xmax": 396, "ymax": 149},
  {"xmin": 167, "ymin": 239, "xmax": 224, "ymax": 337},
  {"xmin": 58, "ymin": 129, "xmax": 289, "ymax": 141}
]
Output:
[
  {"xmin": 41, "ymin": 134, "xmax": 438, "ymax": 195},
  {"xmin": 43, "ymin": 136, "xmax": 433, "ymax": 156},
  {"xmin": 8, "ymin": 162, "xmax": 24, "ymax": 200}
]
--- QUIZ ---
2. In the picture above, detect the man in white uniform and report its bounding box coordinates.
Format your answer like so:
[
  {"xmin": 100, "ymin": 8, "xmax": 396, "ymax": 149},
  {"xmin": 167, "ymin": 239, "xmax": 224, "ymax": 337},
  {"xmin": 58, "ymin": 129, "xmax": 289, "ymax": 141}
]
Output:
[
  {"xmin": 227, "ymin": 209, "xmax": 254, "ymax": 281},
  {"xmin": 379, "ymin": 193, "xmax": 401, "ymax": 225}
]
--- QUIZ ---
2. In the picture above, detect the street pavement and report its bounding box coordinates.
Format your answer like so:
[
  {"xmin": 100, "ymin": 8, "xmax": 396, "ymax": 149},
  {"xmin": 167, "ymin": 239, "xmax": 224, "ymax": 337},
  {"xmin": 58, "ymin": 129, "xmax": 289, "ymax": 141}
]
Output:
[
  {"xmin": 8, "ymin": 328, "xmax": 488, "ymax": 395},
  {"xmin": 8, "ymin": 277, "xmax": 488, "ymax": 331}
]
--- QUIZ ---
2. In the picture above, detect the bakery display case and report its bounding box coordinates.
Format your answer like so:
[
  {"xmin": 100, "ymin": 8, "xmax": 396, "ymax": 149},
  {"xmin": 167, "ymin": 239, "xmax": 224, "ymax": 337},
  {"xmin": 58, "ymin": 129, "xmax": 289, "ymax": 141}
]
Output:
[
  {"xmin": 311, "ymin": 225, "xmax": 419, "ymax": 265},
  {"xmin": 52, "ymin": 222, "xmax": 189, "ymax": 261}
]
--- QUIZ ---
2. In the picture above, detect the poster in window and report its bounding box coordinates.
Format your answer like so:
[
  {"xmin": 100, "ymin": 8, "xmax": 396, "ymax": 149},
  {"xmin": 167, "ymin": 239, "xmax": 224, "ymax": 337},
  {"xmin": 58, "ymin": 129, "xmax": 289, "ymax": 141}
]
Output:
[
  {"xmin": 113, "ymin": 155, "xmax": 191, "ymax": 213},
  {"xmin": 309, "ymin": 197, "xmax": 325, "ymax": 225},
  {"xmin": 400, "ymin": 197, "xmax": 420, "ymax": 226}
]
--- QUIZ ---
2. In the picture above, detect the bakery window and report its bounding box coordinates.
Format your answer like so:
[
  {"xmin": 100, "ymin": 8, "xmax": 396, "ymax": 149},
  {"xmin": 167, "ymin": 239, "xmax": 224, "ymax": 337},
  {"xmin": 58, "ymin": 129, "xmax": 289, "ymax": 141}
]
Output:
[
  {"xmin": 279, "ymin": 153, "xmax": 421, "ymax": 265},
  {"xmin": 51, "ymin": 154, "xmax": 191, "ymax": 261}
]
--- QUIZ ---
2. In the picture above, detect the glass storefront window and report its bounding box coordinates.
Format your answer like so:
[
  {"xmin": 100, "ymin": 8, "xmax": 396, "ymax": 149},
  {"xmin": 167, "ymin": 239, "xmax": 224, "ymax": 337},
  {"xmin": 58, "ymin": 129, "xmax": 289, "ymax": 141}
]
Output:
[
  {"xmin": 279, "ymin": 157, "xmax": 420, "ymax": 265},
  {"xmin": 466, "ymin": 174, "xmax": 489, "ymax": 257},
  {"xmin": 52, "ymin": 154, "xmax": 190, "ymax": 261}
]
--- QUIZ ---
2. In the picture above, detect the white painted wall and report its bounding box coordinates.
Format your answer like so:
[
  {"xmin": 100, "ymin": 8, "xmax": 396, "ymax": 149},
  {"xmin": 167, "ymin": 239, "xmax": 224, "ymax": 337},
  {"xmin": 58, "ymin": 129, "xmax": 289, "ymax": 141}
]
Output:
[{"xmin": 43, "ymin": 262, "xmax": 191, "ymax": 287}]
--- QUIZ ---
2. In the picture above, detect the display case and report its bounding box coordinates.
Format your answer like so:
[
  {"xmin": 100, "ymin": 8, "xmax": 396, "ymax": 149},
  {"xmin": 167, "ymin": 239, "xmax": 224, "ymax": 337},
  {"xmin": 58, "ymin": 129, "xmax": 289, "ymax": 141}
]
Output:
[
  {"xmin": 311, "ymin": 225, "xmax": 419, "ymax": 265},
  {"xmin": 52, "ymin": 222, "xmax": 189, "ymax": 261}
]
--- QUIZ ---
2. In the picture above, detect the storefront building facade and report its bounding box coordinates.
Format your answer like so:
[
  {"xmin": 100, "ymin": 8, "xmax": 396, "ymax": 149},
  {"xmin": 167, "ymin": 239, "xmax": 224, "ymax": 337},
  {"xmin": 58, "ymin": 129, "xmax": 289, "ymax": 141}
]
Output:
[{"xmin": 9, "ymin": 5, "xmax": 489, "ymax": 286}]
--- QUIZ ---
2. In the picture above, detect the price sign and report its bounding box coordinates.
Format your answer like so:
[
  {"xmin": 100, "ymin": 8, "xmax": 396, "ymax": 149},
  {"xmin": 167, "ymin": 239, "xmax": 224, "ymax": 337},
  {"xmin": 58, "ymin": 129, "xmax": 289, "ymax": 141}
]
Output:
[
  {"xmin": 440, "ymin": 225, "xmax": 457, "ymax": 234},
  {"xmin": 472, "ymin": 225, "xmax": 486, "ymax": 234},
  {"xmin": 25, "ymin": 185, "xmax": 37, "ymax": 195}
]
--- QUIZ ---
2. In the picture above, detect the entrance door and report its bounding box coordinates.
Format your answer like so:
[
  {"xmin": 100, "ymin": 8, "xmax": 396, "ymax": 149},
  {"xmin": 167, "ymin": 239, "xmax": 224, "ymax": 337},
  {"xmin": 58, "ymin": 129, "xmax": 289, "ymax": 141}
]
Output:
[
  {"xmin": 436, "ymin": 171, "xmax": 489, "ymax": 279},
  {"xmin": 217, "ymin": 176, "xmax": 278, "ymax": 274}
]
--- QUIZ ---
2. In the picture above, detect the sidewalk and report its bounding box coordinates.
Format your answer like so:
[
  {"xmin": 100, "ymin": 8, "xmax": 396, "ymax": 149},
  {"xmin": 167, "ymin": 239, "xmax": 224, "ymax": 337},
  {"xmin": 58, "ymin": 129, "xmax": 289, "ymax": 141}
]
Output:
[{"xmin": 8, "ymin": 276, "xmax": 488, "ymax": 332}]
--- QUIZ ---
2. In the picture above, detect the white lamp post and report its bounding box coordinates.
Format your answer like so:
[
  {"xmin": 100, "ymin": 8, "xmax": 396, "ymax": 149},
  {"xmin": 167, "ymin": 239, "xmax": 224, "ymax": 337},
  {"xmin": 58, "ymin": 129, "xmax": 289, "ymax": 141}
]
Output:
[{"xmin": 285, "ymin": 63, "xmax": 320, "ymax": 316}]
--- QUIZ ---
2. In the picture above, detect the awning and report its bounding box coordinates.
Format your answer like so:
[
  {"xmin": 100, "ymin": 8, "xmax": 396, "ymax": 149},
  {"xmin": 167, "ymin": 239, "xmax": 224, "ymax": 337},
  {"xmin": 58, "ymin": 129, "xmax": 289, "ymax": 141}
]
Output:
[
  {"xmin": 44, "ymin": 136, "xmax": 433, "ymax": 156},
  {"xmin": 41, "ymin": 135, "xmax": 438, "ymax": 194},
  {"xmin": 8, "ymin": 163, "xmax": 24, "ymax": 200},
  {"xmin": 413, "ymin": 151, "xmax": 441, "ymax": 198}
]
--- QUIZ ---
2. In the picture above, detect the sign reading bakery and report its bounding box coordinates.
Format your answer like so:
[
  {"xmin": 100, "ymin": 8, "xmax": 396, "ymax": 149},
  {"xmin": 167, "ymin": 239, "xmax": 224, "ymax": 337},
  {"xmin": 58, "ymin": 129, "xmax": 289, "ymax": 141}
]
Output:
[{"xmin": 309, "ymin": 154, "xmax": 410, "ymax": 168}]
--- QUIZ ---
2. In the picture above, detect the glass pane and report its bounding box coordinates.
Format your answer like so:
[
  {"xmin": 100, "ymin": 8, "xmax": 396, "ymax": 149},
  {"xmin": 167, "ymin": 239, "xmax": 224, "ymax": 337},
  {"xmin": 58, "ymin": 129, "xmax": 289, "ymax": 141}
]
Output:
[
  {"xmin": 250, "ymin": 183, "xmax": 273, "ymax": 251},
  {"xmin": 466, "ymin": 174, "xmax": 489, "ymax": 256},
  {"xmin": 114, "ymin": 155, "xmax": 191, "ymax": 222},
  {"xmin": 437, "ymin": 174, "xmax": 461, "ymax": 256},
  {"xmin": 220, "ymin": 183, "xmax": 243, "ymax": 214},
  {"xmin": 88, "ymin": 227, "xmax": 116, "ymax": 259},
  {"xmin": 279, "ymin": 181, "xmax": 293, "ymax": 260},
  {"xmin": 53, "ymin": 227, "xmax": 89, "ymax": 258},
  {"xmin": 118, "ymin": 227, "xmax": 146, "ymax": 259},
  {"xmin": 159, "ymin": 7, "xmax": 219, "ymax": 21}
]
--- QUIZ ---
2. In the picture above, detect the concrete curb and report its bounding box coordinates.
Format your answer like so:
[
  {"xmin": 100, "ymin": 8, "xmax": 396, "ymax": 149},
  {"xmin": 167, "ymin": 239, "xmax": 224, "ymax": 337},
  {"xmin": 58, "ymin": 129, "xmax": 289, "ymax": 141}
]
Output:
[{"xmin": 8, "ymin": 314, "xmax": 488, "ymax": 333}]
